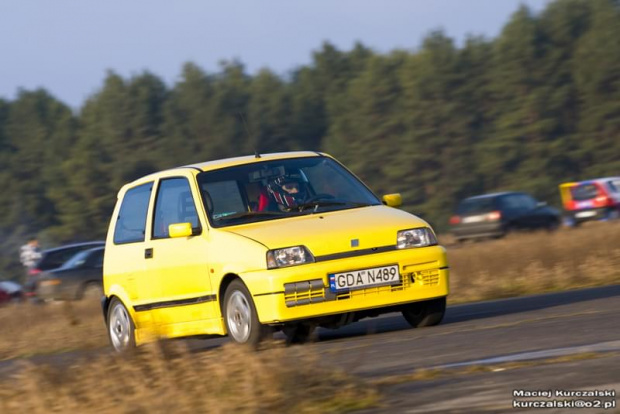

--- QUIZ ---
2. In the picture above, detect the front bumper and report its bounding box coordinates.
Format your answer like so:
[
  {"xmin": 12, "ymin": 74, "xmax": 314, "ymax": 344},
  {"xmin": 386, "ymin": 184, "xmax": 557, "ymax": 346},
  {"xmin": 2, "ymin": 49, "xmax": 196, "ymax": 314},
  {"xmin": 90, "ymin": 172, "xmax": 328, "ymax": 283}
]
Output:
[
  {"xmin": 569, "ymin": 207, "xmax": 615, "ymax": 224},
  {"xmin": 243, "ymin": 245, "xmax": 449, "ymax": 324}
]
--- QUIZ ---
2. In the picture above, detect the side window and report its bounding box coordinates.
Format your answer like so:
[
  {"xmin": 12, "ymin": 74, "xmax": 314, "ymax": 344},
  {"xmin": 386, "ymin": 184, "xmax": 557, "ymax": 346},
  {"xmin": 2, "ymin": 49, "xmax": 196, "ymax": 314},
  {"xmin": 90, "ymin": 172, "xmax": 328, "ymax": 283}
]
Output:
[
  {"xmin": 519, "ymin": 195, "xmax": 538, "ymax": 210},
  {"xmin": 500, "ymin": 195, "xmax": 520, "ymax": 212},
  {"xmin": 114, "ymin": 183, "xmax": 153, "ymax": 244},
  {"xmin": 153, "ymin": 178, "xmax": 200, "ymax": 239}
]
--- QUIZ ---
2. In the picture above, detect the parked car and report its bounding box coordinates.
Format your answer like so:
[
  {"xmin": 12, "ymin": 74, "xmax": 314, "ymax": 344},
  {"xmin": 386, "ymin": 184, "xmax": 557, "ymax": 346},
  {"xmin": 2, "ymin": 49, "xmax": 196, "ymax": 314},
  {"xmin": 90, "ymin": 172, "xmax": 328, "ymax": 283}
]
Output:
[
  {"xmin": 0, "ymin": 280, "xmax": 23, "ymax": 305},
  {"xmin": 450, "ymin": 192, "xmax": 561, "ymax": 242},
  {"xmin": 36, "ymin": 247, "xmax": 104, "ymax": 301},
  {"xmin": 25, "ymin": 241, "xmax": 105, "ymax": 297},
  {"xmin": 559, "ymin": 177, "xmax": 620, "ymax": 227},
  {"xmin": 103, "ymin": 151, "xmax": 449, "ymax": 352}
]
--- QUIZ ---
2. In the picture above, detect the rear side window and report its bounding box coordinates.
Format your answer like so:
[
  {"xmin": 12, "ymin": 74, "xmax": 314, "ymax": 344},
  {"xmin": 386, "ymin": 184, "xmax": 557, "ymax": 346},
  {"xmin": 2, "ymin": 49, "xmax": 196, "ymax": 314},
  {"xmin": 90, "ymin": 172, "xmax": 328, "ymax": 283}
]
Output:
[
  {"xmin": 114, "ymin": 183, "xmax": 153, "ymax": 244},
  {"xmin": 608, "ymin": 180, "xmax": 620, "ymax": 193},
  {"xmin": 39, "ymin": 247, "xmax": 82, "ymax": 270},
  {"xmin": 571, "ymin": 184, "xmax": 599, "ymax": 201}
]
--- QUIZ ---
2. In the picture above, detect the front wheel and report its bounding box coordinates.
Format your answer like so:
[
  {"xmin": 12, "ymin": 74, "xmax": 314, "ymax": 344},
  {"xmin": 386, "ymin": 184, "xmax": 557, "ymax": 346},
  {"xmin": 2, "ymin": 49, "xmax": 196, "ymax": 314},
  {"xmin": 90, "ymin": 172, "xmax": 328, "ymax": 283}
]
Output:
[
  {"xmin": 402, "ymin": 297, "xmax": 446, "ymax": 328},
  {"xmin": 107, "ymin": 298, "xmax": 136, "ymax": 353},
  {"xmin": 224, "ymin": 280, "xmax": 271, "ymax": 346}
]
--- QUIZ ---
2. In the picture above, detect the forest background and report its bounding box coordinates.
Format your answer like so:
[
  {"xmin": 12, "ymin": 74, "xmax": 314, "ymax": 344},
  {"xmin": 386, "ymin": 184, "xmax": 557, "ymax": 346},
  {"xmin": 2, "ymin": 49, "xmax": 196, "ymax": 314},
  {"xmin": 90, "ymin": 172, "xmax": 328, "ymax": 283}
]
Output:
[{"xmin": 0, "ymin": 0, "xmax": 619, "ymax": 279}]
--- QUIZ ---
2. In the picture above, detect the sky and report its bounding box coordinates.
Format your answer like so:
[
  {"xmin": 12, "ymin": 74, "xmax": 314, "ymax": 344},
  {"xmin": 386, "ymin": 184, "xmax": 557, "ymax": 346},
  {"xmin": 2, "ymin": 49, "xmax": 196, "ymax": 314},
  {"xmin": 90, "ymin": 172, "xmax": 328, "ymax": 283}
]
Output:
[{"xmin": 0, "ymin": 0, "xmax": 552, "ymax": 109}]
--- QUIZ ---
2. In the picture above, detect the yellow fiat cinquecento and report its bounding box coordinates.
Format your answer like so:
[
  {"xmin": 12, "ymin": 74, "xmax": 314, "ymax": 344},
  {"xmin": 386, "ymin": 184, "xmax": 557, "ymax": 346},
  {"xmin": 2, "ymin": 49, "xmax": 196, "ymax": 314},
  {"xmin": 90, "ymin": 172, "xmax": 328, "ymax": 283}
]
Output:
[{"xmin": 103, "ymin": 152, "xmax": 449, "ymax": 351}]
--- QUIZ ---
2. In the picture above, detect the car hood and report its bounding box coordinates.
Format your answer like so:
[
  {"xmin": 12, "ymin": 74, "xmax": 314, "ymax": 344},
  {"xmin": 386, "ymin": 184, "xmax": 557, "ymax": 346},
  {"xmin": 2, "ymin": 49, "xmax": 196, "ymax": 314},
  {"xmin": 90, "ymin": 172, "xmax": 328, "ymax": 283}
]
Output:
[{"xmin": 224, "ymin": 205, "xmax": 430, "ymax": 256}]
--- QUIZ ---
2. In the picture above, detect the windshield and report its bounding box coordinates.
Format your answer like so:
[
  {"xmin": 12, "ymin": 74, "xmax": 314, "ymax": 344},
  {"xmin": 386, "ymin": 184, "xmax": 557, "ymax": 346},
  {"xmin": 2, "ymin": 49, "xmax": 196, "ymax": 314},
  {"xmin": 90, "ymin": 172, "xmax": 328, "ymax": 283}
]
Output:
[
  {"xmin": 196, "ymin": 156, "xmax": 381, "ymax": 227},
  {"xmin": 60, "ymin": 249, "xmax": 91, "ymax": 269},
  {"xmin": 571, "ymin": 184, "xmax": 600, "ymax": 201}
]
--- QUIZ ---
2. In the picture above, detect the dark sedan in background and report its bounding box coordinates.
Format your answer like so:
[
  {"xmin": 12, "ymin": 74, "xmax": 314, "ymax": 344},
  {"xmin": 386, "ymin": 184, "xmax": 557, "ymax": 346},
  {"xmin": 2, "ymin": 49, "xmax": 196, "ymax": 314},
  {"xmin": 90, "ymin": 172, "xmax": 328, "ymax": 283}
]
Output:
[
  {"xmin": 450, "ymin": 192, "xmax": 561, "ymax": 242},
  {"xmin": 36, "ymin": 246, "xmax": 104, "ymax": 301},
  {"xmin": 25, "ymin": 241, "xmax": 105, "ymax": 297}
]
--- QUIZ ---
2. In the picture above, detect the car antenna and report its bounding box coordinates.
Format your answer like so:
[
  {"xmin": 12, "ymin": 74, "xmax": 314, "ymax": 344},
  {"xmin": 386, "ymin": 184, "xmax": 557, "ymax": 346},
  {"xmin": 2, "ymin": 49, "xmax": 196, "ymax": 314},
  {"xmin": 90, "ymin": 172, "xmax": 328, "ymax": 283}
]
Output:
[{"xmin": 238, "ymin": 112, "xmax": 260, "ymax": 158}]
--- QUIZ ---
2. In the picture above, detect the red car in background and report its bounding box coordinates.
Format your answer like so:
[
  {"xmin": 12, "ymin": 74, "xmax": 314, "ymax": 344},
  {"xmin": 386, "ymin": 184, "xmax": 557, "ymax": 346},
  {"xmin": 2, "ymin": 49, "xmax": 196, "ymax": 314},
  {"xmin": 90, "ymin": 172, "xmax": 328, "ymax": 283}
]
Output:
[
  {"xmin": 0, "ymin": 281, "xmax": 23, "ymax": 305},
  {"xmin": 559, "ymin": 177, "xmax": 620, "ymax": 227}
]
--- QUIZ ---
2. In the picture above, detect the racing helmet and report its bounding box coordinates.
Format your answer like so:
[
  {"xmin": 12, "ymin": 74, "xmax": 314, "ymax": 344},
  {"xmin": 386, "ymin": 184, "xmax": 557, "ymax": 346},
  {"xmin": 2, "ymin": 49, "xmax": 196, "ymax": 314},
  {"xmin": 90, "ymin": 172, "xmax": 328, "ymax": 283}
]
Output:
[{"xmin": 267, "ymin": 175, "xmax": 307, "ymax": 209}]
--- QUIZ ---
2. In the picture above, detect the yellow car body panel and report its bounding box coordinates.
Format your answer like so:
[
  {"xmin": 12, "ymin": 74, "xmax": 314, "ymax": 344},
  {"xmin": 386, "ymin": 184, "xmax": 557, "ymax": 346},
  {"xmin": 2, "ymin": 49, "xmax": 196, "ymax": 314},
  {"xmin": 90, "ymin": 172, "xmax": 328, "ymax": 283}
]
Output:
[{"xmin": 103, "ymin": 152, "xmax": 449, "ymax": 346}]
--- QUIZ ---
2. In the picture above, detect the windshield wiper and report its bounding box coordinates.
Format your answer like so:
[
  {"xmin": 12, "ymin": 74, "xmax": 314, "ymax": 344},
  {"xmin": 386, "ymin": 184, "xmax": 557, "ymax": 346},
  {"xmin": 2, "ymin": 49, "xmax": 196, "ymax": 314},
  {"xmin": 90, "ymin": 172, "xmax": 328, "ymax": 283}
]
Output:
[
  {"xmin": 295, "ymin": 200, "xmax": 347, "ymax": 212},
  {"xmin": 215, "ymin": 211, "xmax": 284, "ymax": 221},
  {"xmin": 296, "ymin": 199, "xmax": 376, "ymax": 212}
]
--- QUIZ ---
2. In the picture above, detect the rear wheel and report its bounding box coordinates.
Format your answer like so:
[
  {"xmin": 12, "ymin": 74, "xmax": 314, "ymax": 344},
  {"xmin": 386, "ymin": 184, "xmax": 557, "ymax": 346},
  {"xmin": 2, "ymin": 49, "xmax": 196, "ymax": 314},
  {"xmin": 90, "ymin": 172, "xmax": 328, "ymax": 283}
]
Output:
[
  {"xmin": 79, "ymin": 282, "xmax": 103, "ymax": 301},
  {"xmin": 546, "ymin": 218, "xmax": 560, "ymax": 232},
  {"xmin": 402, "ymin": 297, "xmax": 446, "ymax": 328},
  {"xmin": 107, "ymin": 298, "xmax": 136, "ymax": 353},
  {"xmin": 224, "ymin": 280, "xmax": 271, "ymax": 346}
]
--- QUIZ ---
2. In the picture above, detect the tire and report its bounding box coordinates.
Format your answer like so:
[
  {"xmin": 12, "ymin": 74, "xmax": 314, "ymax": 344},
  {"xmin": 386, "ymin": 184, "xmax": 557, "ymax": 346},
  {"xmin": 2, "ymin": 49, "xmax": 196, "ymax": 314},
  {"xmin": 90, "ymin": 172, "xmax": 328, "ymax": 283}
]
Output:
[
  {"xmin": 107, "ymin": 298, "xmax": 136, "ymax": 353},
  {"xmin": 283, "ymin": 323, "xmax": 315, "ymax": 345},
  {"xmin": 546, "ymin": 218, "xmax": 560, "ymax": 232},
  {"xmin": 223, "ymin": 280, "xmax": 271, "ymax": 346},
  {"xmin": 402, "ymin": 297, "xmax": 446, "ymax": 328},
  {"xmin": 78, "ymin": 282, "xmax": 103, "ymax": 301}
]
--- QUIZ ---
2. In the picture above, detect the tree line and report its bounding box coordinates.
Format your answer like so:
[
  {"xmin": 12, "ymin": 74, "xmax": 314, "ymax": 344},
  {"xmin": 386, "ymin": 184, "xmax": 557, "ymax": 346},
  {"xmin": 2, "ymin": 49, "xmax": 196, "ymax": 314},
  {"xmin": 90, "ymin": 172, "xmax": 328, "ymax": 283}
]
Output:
[{"xmin": 1, "ymin": 0, "xmax": 619, "ymax": 278}]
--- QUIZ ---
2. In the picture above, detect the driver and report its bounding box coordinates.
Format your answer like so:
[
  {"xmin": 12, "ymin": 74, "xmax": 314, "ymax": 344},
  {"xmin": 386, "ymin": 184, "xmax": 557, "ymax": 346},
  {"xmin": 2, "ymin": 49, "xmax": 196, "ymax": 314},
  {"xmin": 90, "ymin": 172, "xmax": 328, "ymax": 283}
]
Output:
[{"xmin": 267, "ymin": 176, "xmax": 308, "ymax": 210}]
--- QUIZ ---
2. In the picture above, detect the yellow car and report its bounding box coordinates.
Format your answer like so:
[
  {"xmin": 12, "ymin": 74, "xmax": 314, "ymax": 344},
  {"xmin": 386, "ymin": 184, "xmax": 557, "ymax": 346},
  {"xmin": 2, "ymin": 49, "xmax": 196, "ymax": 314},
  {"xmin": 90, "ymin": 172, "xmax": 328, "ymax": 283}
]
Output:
[{"xmin": 103, "ymin": 152, "xmax": 449, "ymax": 351}]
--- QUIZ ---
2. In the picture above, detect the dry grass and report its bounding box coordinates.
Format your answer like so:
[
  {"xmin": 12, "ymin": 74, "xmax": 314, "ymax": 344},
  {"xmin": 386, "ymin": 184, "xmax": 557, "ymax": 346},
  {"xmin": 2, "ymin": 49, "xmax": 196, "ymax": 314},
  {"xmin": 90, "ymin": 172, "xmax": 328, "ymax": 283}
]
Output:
[
  {"xmin": 0, "ymin": 341, "xmax": 378, "ymax": 414},
  {"xmin": 444, "ymin": 220, "xmax": 620, "ymax": 304},
  {"xmin": 0, "ymin": 300, "xmax": 107, "ymax": 360}
]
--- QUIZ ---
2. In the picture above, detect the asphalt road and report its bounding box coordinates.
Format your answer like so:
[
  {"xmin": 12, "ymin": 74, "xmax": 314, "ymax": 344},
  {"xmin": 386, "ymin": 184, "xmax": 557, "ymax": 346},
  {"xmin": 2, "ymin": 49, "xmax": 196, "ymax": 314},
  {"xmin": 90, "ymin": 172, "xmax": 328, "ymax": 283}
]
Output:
[{"xmin": 3, "ymin": 285, "xmax": 620, "ymax": 413}]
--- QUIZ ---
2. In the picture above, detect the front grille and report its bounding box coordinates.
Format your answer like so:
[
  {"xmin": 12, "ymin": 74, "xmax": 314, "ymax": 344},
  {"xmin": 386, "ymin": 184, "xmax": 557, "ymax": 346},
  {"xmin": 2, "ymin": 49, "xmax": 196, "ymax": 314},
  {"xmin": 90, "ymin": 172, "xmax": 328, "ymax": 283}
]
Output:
[
  {"xmin": 284, "ymin": 279, "xmax": 328, "ymax": 307},
  {"xmin": 416, "ymin": 269, "xmax": 440, "ymax": 286}
]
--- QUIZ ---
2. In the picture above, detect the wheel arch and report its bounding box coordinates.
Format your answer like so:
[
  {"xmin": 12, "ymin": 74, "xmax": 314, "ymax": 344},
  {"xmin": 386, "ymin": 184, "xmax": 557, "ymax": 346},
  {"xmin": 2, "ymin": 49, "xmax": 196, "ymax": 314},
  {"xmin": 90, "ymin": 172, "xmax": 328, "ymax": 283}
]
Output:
[{"xmin": 219, "ymin": 273, "xmax": 243, "ymax": 313}]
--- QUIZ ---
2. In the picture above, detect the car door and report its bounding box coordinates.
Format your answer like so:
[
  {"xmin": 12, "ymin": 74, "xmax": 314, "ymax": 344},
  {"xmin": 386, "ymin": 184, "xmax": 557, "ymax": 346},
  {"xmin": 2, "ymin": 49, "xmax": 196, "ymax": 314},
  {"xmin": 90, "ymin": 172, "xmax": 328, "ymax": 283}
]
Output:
[
  {"xmin": 61, "ymin": 248, "xmax": 104, "ymax": 298},
  {"xmin": 518, "ymin": 194, "xmax": 548, "ymax": 228},
  {"xmin": 144, "ymin": 175, "xmax": 215, "ymax": 328}
]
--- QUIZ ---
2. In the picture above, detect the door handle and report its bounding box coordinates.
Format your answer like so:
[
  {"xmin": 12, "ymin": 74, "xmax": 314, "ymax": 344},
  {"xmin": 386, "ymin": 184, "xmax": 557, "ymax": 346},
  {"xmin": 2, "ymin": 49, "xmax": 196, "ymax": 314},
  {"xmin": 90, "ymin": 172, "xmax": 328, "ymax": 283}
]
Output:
[{"xmin": 145, "ymin": 248, "xmax": 153, "ymax": 259}]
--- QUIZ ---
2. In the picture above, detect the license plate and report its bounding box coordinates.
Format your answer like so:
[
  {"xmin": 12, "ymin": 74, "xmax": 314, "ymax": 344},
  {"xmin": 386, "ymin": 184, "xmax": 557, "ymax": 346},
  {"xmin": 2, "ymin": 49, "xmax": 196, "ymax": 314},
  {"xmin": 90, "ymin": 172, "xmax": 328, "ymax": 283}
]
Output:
[
  {"xmin": 576, "ymin": 201, "xmax": 594, "ymax": 209},
  {"xmin": 462, "ymin": 215, "xmax": 485, "ymax": 223},
  {"xmin": 329, "ymin": 265, "xmax": 400, "ymax": 292},
  {"xmin": 576, "ymin": 210, "xmax": 596, "ymax": 218}
]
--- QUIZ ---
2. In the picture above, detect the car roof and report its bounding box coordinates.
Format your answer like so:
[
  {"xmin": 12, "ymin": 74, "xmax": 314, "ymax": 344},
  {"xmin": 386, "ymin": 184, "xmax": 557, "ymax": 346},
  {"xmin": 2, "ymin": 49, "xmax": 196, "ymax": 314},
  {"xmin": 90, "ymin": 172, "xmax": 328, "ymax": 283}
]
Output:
[
  {"xmin": 462, "ymin": 191, "xmax": 523, "ymax": 201},
  {"xmin": 577, "ymin": 177, "xmax": 620, "ymax": 185},
  {"xmin": 124, "ymin": 151, "xmax": 327, "ymax": 188},
  {"xmin": 42, "ymin": 241, "xmax": 105, "ymax": 254}
]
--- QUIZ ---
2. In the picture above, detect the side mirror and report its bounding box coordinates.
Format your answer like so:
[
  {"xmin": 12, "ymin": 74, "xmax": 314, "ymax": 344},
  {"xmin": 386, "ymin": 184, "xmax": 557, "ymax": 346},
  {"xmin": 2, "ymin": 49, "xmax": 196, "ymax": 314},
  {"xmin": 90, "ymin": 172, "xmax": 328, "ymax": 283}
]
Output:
[
  {"xmin": 168, "ymin": 222, "xmax": 200, "ymax": 238},
  {"xmin": 382, "ymin": 193, "xmax": 402, "ymax": 208}
]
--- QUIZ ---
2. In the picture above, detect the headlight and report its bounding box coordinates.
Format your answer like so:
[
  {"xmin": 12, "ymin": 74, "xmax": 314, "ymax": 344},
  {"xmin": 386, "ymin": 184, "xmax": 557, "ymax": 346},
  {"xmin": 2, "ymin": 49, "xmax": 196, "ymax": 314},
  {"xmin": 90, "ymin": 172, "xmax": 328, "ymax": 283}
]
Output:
[
  {"xmin": 267, "ymin": 246, "xmax": 315, "ymax": 269},
  {"xmin": 396, "ymin": 228, "xmax": 437, "ymax": 249}
]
